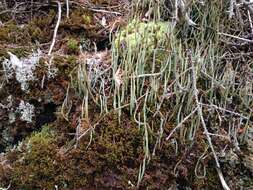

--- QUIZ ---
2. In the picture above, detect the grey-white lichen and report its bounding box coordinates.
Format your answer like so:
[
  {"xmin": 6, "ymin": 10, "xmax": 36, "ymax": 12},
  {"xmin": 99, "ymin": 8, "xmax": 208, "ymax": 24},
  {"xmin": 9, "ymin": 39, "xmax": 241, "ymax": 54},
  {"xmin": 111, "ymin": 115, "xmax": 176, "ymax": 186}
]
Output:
[
  {"xmin": 17, "ymin": 100, "xmax": 35, "ymax": 123},
  {"xmin": 46, "ymin": 57, "xmax": 58, "ymax": 79},
  {"xmin": 2, "ymin": 50, "xmax": 41, "ymax": 91}
]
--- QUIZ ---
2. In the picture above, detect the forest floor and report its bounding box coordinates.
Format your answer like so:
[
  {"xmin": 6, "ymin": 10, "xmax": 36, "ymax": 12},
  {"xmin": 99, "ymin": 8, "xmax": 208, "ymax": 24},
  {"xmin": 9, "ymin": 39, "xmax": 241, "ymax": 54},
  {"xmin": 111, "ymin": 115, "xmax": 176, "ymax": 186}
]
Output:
[{"xmin": 0, "ymin": 0, "xmax": 253, "ymax": 189}]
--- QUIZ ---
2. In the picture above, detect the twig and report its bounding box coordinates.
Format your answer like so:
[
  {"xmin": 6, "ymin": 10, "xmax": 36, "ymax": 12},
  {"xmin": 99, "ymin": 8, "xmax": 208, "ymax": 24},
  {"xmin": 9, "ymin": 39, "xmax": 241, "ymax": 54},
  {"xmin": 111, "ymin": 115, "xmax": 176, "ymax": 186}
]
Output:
[
  {"xmin": 200, "ymin": 103, "xmax": 249, "ymax": 120},
  {"xmin": 88, "ymin": 8, "xmax": 122, "ymax": 15},
  {"xmin": 189, "ymin": 50, "xmax": 230, "ymax": 190},
  {"xmin": 247, "ymin": 10, "xmax": 253, "ymax": 34},
  {"xmin": 166, "ymin": 107, "xmax": 198, "ymax": 140},
  {"xmin": 172, "ymin": 0, "xmax": 178, "ymax": 27},
  {"xmin": 218, "ymin": 32, "xmax": 253, "ymax": 43},
  {"xmin": 228, "ymin": 0, "xmax": 235, "ymax": 19},
  {"xmin": 179, "ymin": 0, "xmax": 196, "ymax": 26},
  {"xmin": 48, "ymin": 1, "xmax": 61, "ymax": 56}
]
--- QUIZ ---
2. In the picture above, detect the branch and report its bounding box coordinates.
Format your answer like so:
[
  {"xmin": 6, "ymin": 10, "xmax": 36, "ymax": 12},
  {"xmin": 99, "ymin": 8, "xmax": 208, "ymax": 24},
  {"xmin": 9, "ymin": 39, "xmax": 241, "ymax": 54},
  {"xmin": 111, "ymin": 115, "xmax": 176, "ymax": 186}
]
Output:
[{"xmin": 218, "ymin": 32, "xmax": 253, "ymax": 43}]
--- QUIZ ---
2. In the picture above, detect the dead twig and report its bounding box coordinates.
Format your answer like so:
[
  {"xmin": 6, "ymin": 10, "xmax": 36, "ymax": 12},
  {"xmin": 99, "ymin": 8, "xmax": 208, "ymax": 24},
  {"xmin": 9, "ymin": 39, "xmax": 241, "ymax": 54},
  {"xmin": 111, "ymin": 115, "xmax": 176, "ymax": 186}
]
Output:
[
  {"xmin": 218, "ymin": 32, "xmax": 253, "ymax": 43},
  {"xmin": 189, "ymin": 50, "xmax": 230, "ymax": 190},
  {"xmin": 228, "ymin": 0, "xmax": 235, "ymax": 19},
  {"xmin": 200, "ymin": 103, "xmax": 249, "ymax": 120},
  {"xmin": 166, "ymin": 107, "xmax": 198, "ymax": 141},
  {"xmin": 48, "ymin": 0, "xmax": 61, "ymax": 56},
  {"xmin": 66, "ymin": 0, "xmax": 69, "ymax": 18}
]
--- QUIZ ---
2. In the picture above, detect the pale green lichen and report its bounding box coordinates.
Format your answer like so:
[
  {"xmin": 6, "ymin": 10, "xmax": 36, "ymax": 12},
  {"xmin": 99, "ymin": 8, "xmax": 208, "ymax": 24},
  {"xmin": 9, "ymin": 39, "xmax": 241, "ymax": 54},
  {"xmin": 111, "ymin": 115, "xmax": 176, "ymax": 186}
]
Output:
[{"xmin": 114, "ymin": 19, "xmax": 171, "ymax": 53}]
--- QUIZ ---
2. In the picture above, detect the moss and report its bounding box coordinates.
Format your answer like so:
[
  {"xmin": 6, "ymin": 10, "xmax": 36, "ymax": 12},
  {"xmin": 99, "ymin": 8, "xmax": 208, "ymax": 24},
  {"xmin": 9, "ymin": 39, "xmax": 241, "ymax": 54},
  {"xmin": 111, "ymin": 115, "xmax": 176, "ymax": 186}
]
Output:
[
  {"xmin": 82, "ymin": 15, "xmax": 92, "ymax": 25},
  {"xmin": 48, "ymin": 55, "xmax": 77, "ymax": 77},
  {"xmin": 67, "ymin": 8, "xmax": 93, "ymax": 27},
  {"xmin": 94, "ymin": 113, "xmax": 143, "ymax": 166},
  {"xmin": 67, "ymin": 38, "xmax": 79, "ymax": 54},
  {"xmin": 0, "ymin": 11, "xmax": 56, "ymax": 46},
  {"xmin": 10, "ymin": 125, "xmax": 60, "ymax": 190},
  {"xmin": 0, "ymin": 23, "xmax": 31, "ymax": 45},
  {"xmin": 68, "ymin": 112, "xmax": 143, "ymax": 188},
  {"xmin": 0, "ymin": 164, "xmax": 10, "ymax": 188},
  {"xmin": 27, "ymin": 10, "xmax": 55, "ymax": 43},
  {"xmin": 1, "ymin": 112, "xmax": 143, "ymax": 189},
  {"xmin": 0, "ymin": 111, "xmax": 237, "ymax": 189}
]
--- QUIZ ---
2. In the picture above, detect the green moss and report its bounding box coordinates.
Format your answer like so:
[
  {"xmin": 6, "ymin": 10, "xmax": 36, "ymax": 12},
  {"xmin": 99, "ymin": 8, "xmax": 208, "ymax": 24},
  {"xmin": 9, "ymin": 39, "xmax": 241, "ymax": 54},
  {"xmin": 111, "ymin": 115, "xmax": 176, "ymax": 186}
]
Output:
[
  {"xmin": 10, "ymin": 126, "xmax": 60, "ymax": 190},
  {"xmin": 95, "ymin": 114, "xmax": 143, "ymax": 166},
  {"xmin": 82, "ymin": 15, "xmax": 92, "ymax": 25},
  {"xmin": 0, "ymin": 23, "xmax": 31, "ymax": 44},
  {"xmin": 27, "ymin": 10, "xmax": 55, "ymax": 43},
  {"xmin": 67, "ymin": 38, "xmax": 79, "ymax": 54},
  {"xmin": 68, "ymin": 8, "xmax": 93, "ymax": 26},
  {"xmin": 1, "ymin": 113, "xmax": 143, "ymax": 189},
  {"xmin": 0, "ymin": 11, "xmax": 56, "ymax": 46},
  {"xmin": 205, "ymin": 167, "xmax": 221, "ymax": 189},
  {"xmin": 29, "ymin": 125, "xmax": 55, "ymax": 143}
]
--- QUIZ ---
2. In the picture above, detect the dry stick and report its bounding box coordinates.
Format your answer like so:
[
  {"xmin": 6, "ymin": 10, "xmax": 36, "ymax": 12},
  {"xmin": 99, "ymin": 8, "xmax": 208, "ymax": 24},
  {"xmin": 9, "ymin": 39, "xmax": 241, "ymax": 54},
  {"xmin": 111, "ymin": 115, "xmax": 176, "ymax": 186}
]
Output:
[
  {"xmin": 48, "ymin": 1, "xmax": 61, "ymax": 56},
  {"xmin": 189, "ymin": 52, "xmax": 230, "ymax": 190},
  {"xmin": 228, "ymin": 0, "xmax": 235, "ymax": 19},
  {"xmin": 88, "ymin": 8, "xmax": 122, "ymax": 15},
  {"xmin": 66, "ymin": 0, "xmax": 69, "ymax": 18},
  {"xmin": 218, "ymin": 32, "xmax": 253, "ymax": 43},
  {"xmin": 166, "ymin": 107, "xmax": 198, "ymax": 140},
  {"xmin": 70, "ymin": 1, "xmax": 122, "ymax": 15},
  {"xmin": 200, "ymin": 103, "xmax": 249, "ymax": 120},
  {"xmin": 179, "ymin": 0, "xmax": 196, "ymax": 26},
  {"xmin": 42, "ymin": 1, "xmax": 61, "ymax": 89},
  {"xmin": 247, "ymin": 10, "xmax": 253, "ymax": 34},
  {"xmin": 172, "ymin": 0, "xmax": 178, "ymax": 27}
]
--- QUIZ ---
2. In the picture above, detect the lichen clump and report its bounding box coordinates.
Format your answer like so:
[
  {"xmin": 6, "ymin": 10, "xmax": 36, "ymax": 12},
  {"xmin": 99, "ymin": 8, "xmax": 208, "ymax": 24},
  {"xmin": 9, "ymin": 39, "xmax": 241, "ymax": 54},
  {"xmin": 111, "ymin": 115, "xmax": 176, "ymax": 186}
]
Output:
[
  {"xmin": 114, "ymin": 19, "xmax": 170, "ymax": 52},
  {"xmin": 2, "ymin": 51, "xmax": 41, "ymax": 91}
]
